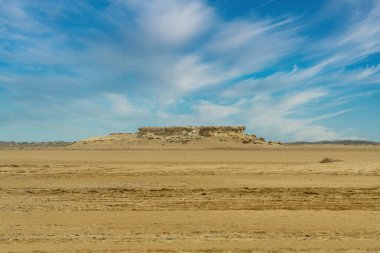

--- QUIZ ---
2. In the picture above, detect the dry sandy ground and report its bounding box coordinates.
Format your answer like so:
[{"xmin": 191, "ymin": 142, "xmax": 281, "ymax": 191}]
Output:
[{"xmin": 0, "ymin": 146, "xmax": 379, "ymax": 252}]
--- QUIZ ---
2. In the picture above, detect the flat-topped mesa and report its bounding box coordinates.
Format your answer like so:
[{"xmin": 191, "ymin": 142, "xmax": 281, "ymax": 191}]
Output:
[
  {"xmin": 137, "ymin": 126, "xmax": 246, "ymax": 138},
  {"xmin": 70, "ymin": 125, "xmax": 275, "ymax": 148}
]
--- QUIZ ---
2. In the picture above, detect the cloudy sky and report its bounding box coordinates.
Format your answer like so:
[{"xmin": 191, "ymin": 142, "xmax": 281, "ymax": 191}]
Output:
[{"xmin": 1, "ymin": 0, "xmax": 380, "ymax": 142}]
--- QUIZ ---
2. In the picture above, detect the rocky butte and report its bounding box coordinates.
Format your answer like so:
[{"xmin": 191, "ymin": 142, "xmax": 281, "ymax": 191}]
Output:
[
  {"xmin": 136, "ymin": 126, "xmax": 268, "ymax": 144},
  {"xmin": 71, "ymin": 126, "xmax": 280, "ymax": 148}
]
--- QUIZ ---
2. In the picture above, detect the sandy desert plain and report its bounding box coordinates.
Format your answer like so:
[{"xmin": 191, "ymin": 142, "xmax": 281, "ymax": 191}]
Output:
[{"xmin": 0, "ymin": 138, "xmax": 380, "ymax": 252}]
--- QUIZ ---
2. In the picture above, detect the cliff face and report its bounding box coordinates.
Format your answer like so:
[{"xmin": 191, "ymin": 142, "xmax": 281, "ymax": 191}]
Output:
[
  {"xmin": 138, "ymin": 126, "xmax": 246, "ymax": 138},
  {"xmin": 198, "ymin": 126, "xmax": 246, "ymax": 137},
  {"xmin": 136, "ymin": 126, "xmax": 267, "ymax": 144},
  {"xmin": 138, "ymin": 127, "xmax": 199, "ymax": 138}
]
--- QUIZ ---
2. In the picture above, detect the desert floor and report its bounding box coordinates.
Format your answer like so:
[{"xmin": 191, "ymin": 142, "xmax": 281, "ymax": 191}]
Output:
[{"xmin": 0, "ymin": 146, "xmax": 379, "ymax": 252}]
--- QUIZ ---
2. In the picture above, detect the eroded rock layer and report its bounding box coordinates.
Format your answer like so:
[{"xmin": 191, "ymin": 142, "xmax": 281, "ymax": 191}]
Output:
[{"xmin": 137, "ymin": 126, "xmax": 246, "ymax": 138}]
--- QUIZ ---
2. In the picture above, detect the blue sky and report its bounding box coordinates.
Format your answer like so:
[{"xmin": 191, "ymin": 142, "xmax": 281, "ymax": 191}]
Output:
[{"xmin": 1, "ymin": 0, "xmax": 380, "ymax": 142}]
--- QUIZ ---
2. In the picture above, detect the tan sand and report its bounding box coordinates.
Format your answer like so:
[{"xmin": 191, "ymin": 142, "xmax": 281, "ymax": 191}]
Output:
[{"xmin": 0, "ymin": 146, "xmax": 379, "ymax": 252}]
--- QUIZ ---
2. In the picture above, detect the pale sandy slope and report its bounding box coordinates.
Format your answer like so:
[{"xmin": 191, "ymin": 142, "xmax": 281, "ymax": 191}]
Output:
[{"xmin": 0, "ymin": 146, "xmax": 379, "ymax": 252}]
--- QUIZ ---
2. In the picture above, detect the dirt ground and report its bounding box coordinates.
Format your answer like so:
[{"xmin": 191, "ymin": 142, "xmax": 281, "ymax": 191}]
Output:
[{"xmin": 0, "ymin": 146, "xmax": 379, "ymax": 252}]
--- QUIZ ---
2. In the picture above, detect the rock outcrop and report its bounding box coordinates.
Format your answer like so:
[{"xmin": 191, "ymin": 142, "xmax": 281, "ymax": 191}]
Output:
[
  {"xmin": 137, "ymin": 126, "xmax": 270, "ymax": 144},
  {"xmin": 138, "ymin": 126, "xmax": 245, "ymax": 138},
  {"xmin": 70, "ymin": 126, "xmax": 281, "ymax": 149}
]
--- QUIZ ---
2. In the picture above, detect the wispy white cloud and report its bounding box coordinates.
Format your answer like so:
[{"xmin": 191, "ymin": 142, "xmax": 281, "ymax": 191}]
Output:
[
  {"xmin": 246, "ymin": 90, "xmax": 355, "ymax": 141},
  {"xmin": 203, "ymin": 17, "xmax": 301, "ymax": 74},
  {"xmin": 120, "ymin": 0, "xmax": 215, "ymax": 47},
  {"xmin": 104, "ymin": 93, "xmax": 138, "ymax": 117},
  {"xmin": 193, "ymin": 100, "xmax": 244, "ymax": 121}
]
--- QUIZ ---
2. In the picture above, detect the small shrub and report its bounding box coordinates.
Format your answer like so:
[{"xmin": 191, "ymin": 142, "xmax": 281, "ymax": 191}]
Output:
[{"xmin": 320, "ymin": 157, "xmax": 342, "ymax": 163}]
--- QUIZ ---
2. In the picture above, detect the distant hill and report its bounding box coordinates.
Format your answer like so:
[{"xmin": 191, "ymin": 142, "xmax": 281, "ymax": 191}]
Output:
[
  {"xmin": 288, "ymin": 140, "xmax": 380, "ymax": 145},
  {"xmin": 0, "ymin": 141, "xmax": 74, "ymax": 149}
]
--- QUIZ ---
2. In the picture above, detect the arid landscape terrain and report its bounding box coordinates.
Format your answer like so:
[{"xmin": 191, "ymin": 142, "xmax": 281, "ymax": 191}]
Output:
[
  {"xmin": 2, "ymin": 0, "xmax": 380, "ymax": 251},
  {"xmin": 1, "ymin": 132, "xmax": 379, "ymax": 252}
]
